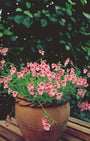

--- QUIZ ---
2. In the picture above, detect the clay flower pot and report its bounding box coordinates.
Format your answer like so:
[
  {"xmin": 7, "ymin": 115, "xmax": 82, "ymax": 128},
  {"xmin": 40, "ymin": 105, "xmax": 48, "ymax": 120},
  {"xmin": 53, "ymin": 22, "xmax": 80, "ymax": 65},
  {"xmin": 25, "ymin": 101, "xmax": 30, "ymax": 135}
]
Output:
[{"xmin": 15, "ymin": 96, "xmax": 70, "ymax": 141}]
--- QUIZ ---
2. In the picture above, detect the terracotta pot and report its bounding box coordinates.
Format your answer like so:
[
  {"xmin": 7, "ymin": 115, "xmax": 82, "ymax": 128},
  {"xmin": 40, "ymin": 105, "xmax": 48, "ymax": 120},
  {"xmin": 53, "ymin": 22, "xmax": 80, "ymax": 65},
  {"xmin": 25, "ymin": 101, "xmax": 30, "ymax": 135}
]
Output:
[{"xmin": 15, "ymin": 96, "xmax": 70, "ymax": 141}]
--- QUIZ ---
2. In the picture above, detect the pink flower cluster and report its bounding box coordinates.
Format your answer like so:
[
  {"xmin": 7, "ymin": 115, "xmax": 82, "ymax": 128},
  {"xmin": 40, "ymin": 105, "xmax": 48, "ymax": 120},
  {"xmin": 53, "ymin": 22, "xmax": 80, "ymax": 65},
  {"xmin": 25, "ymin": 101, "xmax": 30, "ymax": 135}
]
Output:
[
  {"xmin": 39, "ymin": 49, "xmax": 44, "ymax": 56},
  {"xmin": 77, "ymin": 88, "xmax": 86, "ymax": 97},
  {"xmin": 42, "ymin": 117, "xmax": 51, "ymax": 131},
  {"xmin": 1, "ymin": 58, "xmax": 89, "ymax": 101},
  {"xmin": 77, "ymin": 102, "xmax": 90, "ymax": 112},
  {"xmin": 0, "ymin": 76, "xmax": 11, "ymax": 89},
  {"xmin": 0, "ymin": 47, "xmax": 8, "ymax": 56},
  {"xmin": 0, "ymin": 60, "xmax": 5, "ymax": 70}
]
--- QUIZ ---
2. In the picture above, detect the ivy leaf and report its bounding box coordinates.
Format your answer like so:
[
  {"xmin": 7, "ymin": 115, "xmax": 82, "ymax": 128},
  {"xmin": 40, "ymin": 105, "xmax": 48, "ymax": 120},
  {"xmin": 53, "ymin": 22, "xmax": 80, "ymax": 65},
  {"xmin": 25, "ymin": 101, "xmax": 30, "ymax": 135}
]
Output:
[
  {"xmin": 49, "ymin": 17, "xmax": 57, "ymax": 23},
  {"xmin": 58, "ymin": 18, "xmax": 66, "ymax": 26},
  {"xmin": 11, "ymin": 36, "xmax": 17, "ymax": 41},
  {"xmin": 23, "ymin": 16, "xmax": 33, "ymax": 28},
  {"xmin": 83, "ymin": 12, "xmax": 90, "ymax": 20},
  {"xmin": 68, "ymin": 0, "xmax": 76, "ymax": 5},
  {"xmin": 34, "ymin": 11, "xmax": 41, "ymax": 18},
  {"xmin": 55, "ymin": 6, "xmax": 62, "ymax": 15},
  {"xmin": 24, "ymin": 11, "xmax": 33, "ymax": 18},
  {"xmin": 0, "ymin": 32, "xmax": 3, "ymax": 37},
  {"xmin": 41, "ymin": 19, "xmax": 47, "ymax": 27},
  {"xmin": 3, "ymin": 29, "xmax": 13, "ymax": 35},
  {"xmin": 65, "ymin": 45, "xmax": 70, "ymax": 50},
  {"xmin": 0, "ymin": 24, "xmax": 4, "ymax": 30},
  {"xmin": 26, "ymin": 2, "xmax": 31, "ymax": 9},
  {"xmin": 16, "ymin": 8, "xmax": 22, "ymax": 12},
  {"xmin": 14, "ymin": 15, "xmax": 24, "ymax": 24}
]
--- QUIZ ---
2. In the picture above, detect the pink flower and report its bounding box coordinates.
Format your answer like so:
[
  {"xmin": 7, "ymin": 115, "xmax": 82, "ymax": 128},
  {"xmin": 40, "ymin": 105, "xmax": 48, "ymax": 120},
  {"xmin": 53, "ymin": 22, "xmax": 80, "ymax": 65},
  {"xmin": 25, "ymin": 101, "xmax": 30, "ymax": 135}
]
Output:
[
  {"xmin": 64, "ymin": 58, "xmax": 70, "ymax": 66},
  {"xmin": 12, "ymin": 91, "xmax": 18, "ymax": 97},
  {"xmin": 17, "ymin": 72, "xmax": 21, "ymax": 78},
  {"xmin": 42, "ymin": 118, "xmax": 51, "ymax": 131},
  {"xmin": 8, "ymin": 88, "xmax": 12, "ymax": 94},
  {"xmin": 83, "ymin": 69, "xmax": 88, "ymax": 74},
  {"xmin": 56, "ymin": 74, "xmax": 61, "ymax": 81},
  {"xmin": 77, "ymin": 103, "xmax": 81, "ymax": 108},
  {"xmin": 51, "ymin": 63, "xmax": 58, "ymax": 71},
  {"xmin": 39, "ymin": 82, "xmax": 45, "ymax": 89},
  {"xmin": 33, "ymin": 92, "xmax": 37, "ymax": 98},
  {"xmin": 0, "ymin": 78, "xmax": 3, "ymax": 83},
  {"xmin": 59, "ymin": 69, "xmax": 65, "ymax": 76},
  {"xmin": 45, "ymin": 88, "xmax": 50, "ymax": 94},
  {"xmin": 0, "ymin": 47, "xmax": 8, "ymax": 56},
  {"xmin": 70, "ymin": 68, "xmax": 74, "ymax": 72},
  {"xmin": 37, "ymin": 88, "xmax": 43, "ymax": 95},
  {"xmin": 10, "ymin": 67, "xmax": 16, "ymax": 75},
  {"xmin": 43, "ymin": 122, "xmax": 51, "ymax": 131},
  {"xmin": 66, "ymin": 68, "xmax": 70, "ymax": 72},
  {"xmin": 27, "ymin": 62, "xmax": 30, "ymax": 68},
  {"xmin": 56, "ymin": 93, "xmax": 62, "ymax": 100},
  {"xmin": 4, "ymin": 82, "xmax": 8, "ymax": 89},
  {"xmin": 28, "ymin": 83, "xmax": 34, "ymax": 90},
  {"xmin": 29, "ymin": 89, "xmax": 34, "ymax": 95},
  {"xmin": 51, "ymin": 72, "xmax": 56, "ymax": 78},
  {"xmin": 17, "ymin": 71, "xmax": 24, "ymax": 78},
  {"xmin": 87, "ymin": 73, "xmax": 90, "ymax": 77},
  {"xmin": 39, "ymin": 49, "xmax": 44, "ymax": 56},
  {"xmin": 61, "ymin": 80, "xmax": 66, "ymax": 87},
  {"xmin": 49, "ymin": 89, "xmax": 57, "ymax": 97}
]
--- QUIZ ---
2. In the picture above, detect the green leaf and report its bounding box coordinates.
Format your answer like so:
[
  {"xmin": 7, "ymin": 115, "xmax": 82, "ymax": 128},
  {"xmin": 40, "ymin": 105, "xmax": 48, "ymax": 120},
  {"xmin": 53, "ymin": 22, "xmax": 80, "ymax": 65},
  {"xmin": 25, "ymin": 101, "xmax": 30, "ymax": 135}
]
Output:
[
  {"xmin": 26, "ymin": 2, "xmax": 31, "ymax": 9},
  {"xmin": 22, "ymin": 16, "xmax": 33, "ymax": 28},
  {"xmin": 11, "ymin": 36, "xmax": 17, "ymax": 41},
  {"xmin": 80, "ymin": 0, "xmax": 87, "ymax": 6},
  {"xmin": 49, "ymin": 17, "xmax": 57, "ymax": 22},
  {"xmin": 0, "ymin": 32, "xmax": 3, "ymax": 37},
  {"xmin": 0, "ymin": 24, "xmax": 4, "ymax": 30},
  {"xmin": 68, "ymin": 0, "xmax": 76, "ymax": 5},
  {"xmin": 41, "ymin": 19, "xmax": 47, "ymax": 27},
  {"xmin": 16, "ymin": 8, "xmax": 22, "ymax": 12},
  {"xmin": 36, "ymin": 40, "xmax": 41, "ymax": 43},
  {"xmin": 34, "ymin": 12, "xmax": 41, "ymax": 18},
  {"xmin": 24, "ymin": 11, "xmax": 33, "ymax": 18},
  {"xmin": 3, "ymin": 29, "xmax": 13, "ymax": 35},
  {"xmin": 18, "ymin": 47, "xmax": 24, "ymax": 51},
  {"xmin": 14, "ymin": 15, "xmax": 24, "ymax": 24},
  {"xmin": 55, "ymin": 6, "xmax": 63, "ymax": 15},
  {"xmin": 83, "ymin": 12, "xmax": 90, "ymax": 20},
  {"xmin": 58, "ymin": 18, "xmax": 66, "ymax": 26},
  {"xmin": 65, "ymin": 45, "xmax": 70, "ymax": 50},
  {"xmin": 59, "ymin": 40, "xmax": 65, "ymax": 44}
]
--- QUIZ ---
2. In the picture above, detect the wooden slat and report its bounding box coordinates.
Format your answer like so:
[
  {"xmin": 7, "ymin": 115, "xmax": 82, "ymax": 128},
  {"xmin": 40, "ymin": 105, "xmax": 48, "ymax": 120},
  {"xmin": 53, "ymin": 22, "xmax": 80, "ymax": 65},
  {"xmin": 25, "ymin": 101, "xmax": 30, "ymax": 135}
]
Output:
[
  {"xmin": 69, "ymin": 117, "xmax": 90, "ymax": 128},
  {"xmin": 65, "ymin": 127, "xmax": 90, "ymax": 141},
  {"xmin": 0, "ymin": 120, "xmax": 24, "ymax": 141},
  {"xmin": 61, "ymin": 132, "xmax": 83, "ymax": 141},
  {"xmin": 67, "ymin": 122, "xmax": 90, "ymax": 134},
  {"xmin": 0, "ymin": 120, "xmax": 22, "ymax": 136}
]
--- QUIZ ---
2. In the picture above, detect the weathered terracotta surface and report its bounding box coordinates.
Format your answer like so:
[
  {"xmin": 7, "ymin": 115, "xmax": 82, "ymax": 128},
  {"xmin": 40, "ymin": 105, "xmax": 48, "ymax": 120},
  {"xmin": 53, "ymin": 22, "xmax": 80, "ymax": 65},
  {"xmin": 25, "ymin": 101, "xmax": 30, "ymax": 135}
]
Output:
[{"xmin": 15, "ymin": 96, "xmax": 70, "ymax": 141}]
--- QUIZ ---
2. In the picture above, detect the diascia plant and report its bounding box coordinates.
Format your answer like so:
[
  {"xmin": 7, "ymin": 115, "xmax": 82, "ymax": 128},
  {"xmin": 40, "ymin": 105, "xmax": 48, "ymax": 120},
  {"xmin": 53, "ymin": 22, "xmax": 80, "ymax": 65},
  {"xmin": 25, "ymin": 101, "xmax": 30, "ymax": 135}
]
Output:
[{"xmin": 0, "ymin": 49, "xmax": 90, "ymax": 130}]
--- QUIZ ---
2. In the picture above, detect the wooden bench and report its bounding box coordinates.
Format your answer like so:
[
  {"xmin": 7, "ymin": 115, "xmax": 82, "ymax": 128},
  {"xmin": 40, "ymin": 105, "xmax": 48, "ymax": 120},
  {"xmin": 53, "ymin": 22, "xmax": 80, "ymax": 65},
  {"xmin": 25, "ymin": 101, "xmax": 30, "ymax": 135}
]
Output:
[{"xmin": 0, "ymin": 117, "xmax": 90, "ymax": 141}]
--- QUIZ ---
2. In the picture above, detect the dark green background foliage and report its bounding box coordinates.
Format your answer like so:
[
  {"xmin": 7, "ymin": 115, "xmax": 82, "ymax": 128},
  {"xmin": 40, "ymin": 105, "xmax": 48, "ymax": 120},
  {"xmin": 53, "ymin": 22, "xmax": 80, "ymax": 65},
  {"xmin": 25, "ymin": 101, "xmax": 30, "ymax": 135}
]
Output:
[
  {"xmin": 0, "ymin": 0, "xmax": 90, "ymax": 67},
  {"xmin": 0, "ymin": 0, "xmax": 90, "ymax": 122}
]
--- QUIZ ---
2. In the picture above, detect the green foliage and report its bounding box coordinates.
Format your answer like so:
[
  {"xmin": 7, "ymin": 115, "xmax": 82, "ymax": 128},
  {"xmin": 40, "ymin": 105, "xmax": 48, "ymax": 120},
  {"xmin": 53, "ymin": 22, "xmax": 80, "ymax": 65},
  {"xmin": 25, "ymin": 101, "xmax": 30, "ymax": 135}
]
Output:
[{"xmin": 0, "ymin": 0, "xmax": 89, "ymax": 69}]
